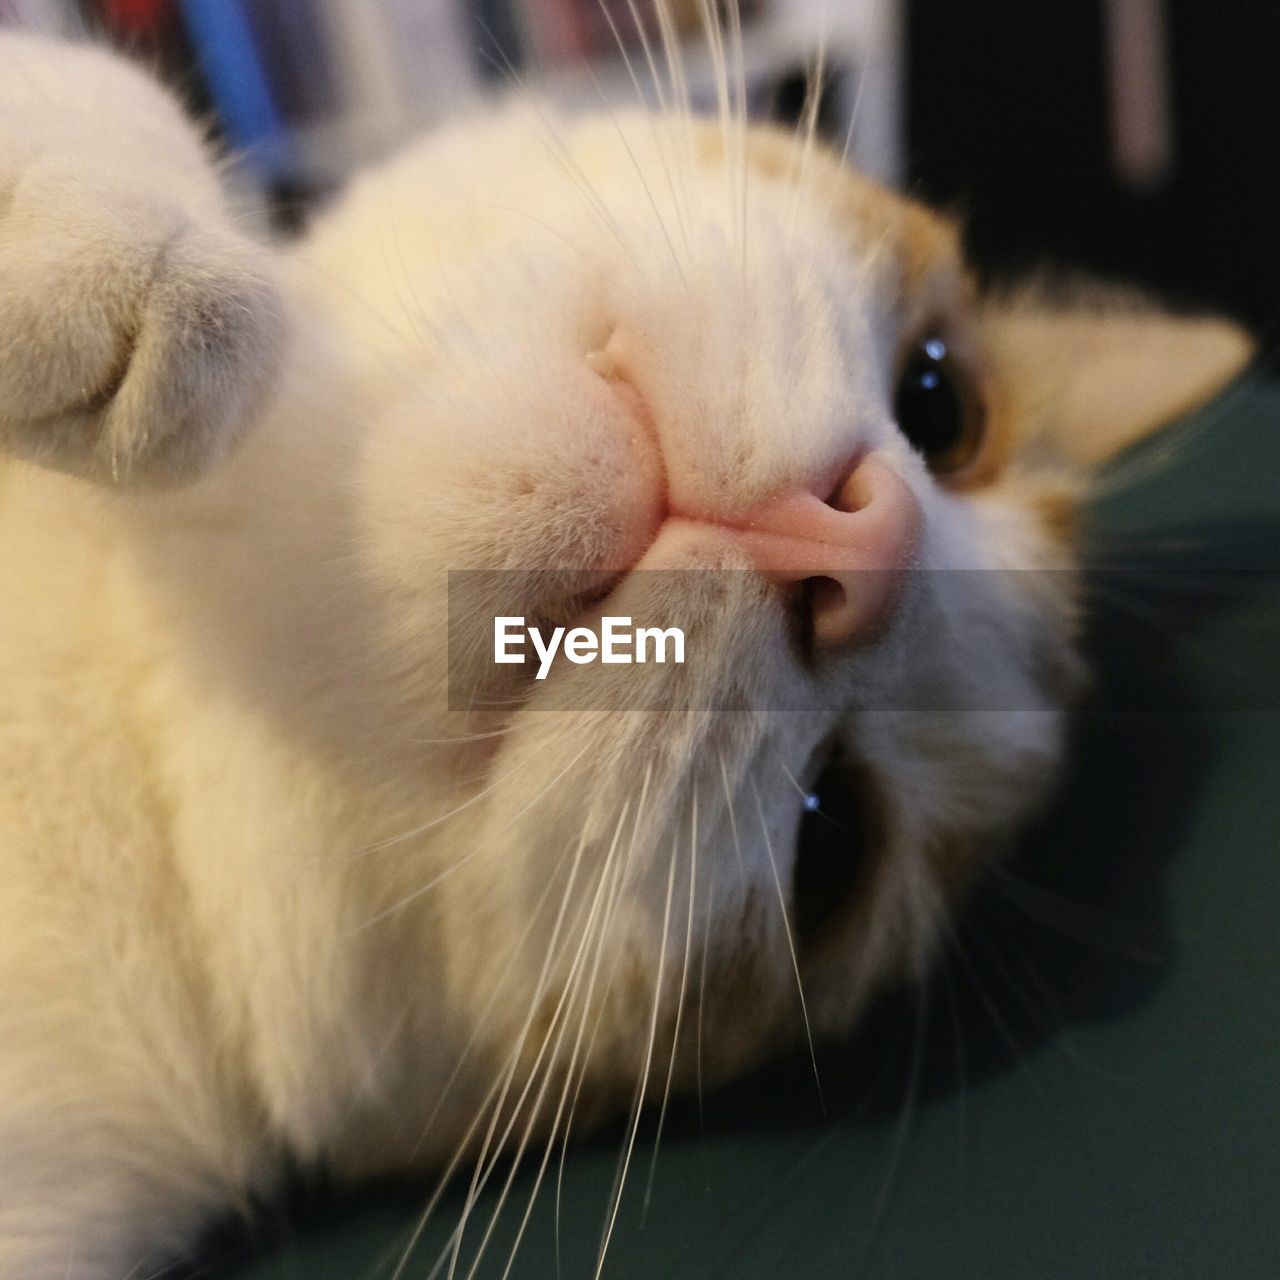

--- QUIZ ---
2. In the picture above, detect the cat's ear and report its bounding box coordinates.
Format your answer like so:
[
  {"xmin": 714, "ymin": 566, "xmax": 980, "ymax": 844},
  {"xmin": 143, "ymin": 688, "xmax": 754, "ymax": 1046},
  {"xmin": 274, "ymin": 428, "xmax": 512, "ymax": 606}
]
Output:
[{"xmin": 978, "ymin": 282, "xmax": 1255, "ymax": 467}]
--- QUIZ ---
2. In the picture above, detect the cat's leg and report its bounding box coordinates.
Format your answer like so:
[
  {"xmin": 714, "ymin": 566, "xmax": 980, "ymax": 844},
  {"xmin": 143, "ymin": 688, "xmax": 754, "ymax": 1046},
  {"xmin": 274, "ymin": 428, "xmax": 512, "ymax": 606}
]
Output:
[
  {"xmin": 0, "ymin": 32, "xmax": 285, "ymax": 486},
  {"xmin": 0, "ymin": 32, "xmax": 287, "ymax": 1279},
  {"xmin": 0, "ymin": 1007, "xmax": 270, "ymax": 1280},
  {"xmin": 0, "ymin": 682, "xmax": 275, "ymax": 1280}
]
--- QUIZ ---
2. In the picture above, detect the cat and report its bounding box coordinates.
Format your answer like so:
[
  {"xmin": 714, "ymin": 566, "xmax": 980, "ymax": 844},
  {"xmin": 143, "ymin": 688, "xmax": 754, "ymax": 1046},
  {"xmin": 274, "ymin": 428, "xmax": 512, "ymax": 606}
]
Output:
[{"xmin": 0, "ymin": 19, "xmax": 1252, "ymax": 1279}]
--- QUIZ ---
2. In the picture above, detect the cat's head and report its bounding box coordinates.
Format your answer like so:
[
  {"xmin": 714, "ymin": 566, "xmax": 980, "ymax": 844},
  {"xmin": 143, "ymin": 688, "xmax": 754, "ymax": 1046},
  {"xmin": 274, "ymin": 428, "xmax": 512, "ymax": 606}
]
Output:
[{"xmin": 313, "ymin": 107, "xmax": 1249, "ymax": 1107}]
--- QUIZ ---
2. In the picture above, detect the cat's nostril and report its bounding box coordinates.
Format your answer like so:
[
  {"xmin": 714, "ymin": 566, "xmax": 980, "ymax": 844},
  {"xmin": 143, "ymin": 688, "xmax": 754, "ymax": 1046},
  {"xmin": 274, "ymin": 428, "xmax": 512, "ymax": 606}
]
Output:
[
  {"xmin": 734, "ymin": 456, "xmax": 922, "ymax": 650},
  {"xmin": 820, "ymin": 452, "xmax": 867, "ymax": 513},
  {"xmin": 790, "ymin": 575, "xmax": 845, "ymax": 657}
]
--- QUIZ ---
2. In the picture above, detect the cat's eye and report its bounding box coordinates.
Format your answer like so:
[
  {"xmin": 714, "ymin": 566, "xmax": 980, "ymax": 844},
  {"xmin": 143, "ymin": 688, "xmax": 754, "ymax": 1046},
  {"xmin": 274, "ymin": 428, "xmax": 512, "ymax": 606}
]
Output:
[
  {"xmin": 792, "ymin": 746, "xmax": 874, "ymax": 946},
  {"xmin": 893, "ymin": 336, "xmax": 986, "ymax": 475}
]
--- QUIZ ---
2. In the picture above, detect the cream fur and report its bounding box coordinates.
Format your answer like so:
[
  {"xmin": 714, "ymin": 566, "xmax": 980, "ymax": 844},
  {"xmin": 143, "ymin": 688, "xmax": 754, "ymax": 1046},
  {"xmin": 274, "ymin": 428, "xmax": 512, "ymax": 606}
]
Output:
[{"xmin": 0, "ymin": 29, "xmax": 1249, "ymax": 1279}]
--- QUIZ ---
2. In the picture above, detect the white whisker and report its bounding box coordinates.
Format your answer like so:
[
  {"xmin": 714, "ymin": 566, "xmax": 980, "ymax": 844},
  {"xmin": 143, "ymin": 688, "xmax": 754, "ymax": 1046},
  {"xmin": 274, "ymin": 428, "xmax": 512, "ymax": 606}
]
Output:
[
  {"xmin": 594, "ymin": 826, "xmax": 680, "ymax": 1278},
  {"xmin": 384, "ymin": 815, "xmax": 602, "ymax": 1280},
  {"xmin": 854, "ymin": 982, "xmax": 928, "ymax": 1276},
  {"xmin": 489, "ymin": 790, "xmax": 641, "ymax": 1280},
  {"xmin": 353, "ymin": 742, "xmax": 590, "ymax": 931},
  {"xmin": 642, "ymin": 787, "xmax": 699, "ymax": 1217},
  {"xmin": 836, "ymin": 0, "xmax": 883, "ymax": 171},
  {"xmin": 717, "ymin": 750, "xmax": 748, "ymax": 883},
  {"xmin": 787, "ymin": 5, "xmax": 831, "ymax": 243},
  {"xmin": 554, "ymin": 763, "xmax": 654, "ymax": 1269},
  {"xmin": 619, "ymin": 0, "xmax": 696, "ymax": 251},
  {"xmin": 591, "ymin": 0, "xmax": 692, "ymax": 278},
  {"xmin": 749, "ymin": 776, "xmax": 825, "ymax": 1113},
  {"xmin": 694, "ymin": 852, "xmax": 719, "ymax": 1152},
  {"xmin": 472, "ymin": 18, "xmax": 650, "ymax": 284},
  {"xmin": 421, "ymin": 815, "xmax": 603, "ymax": 1280}
]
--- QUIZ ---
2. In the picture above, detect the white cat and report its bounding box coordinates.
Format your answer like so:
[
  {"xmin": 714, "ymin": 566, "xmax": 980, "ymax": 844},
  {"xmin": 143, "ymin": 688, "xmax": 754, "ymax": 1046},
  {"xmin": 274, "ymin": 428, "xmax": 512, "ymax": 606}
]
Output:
[{"xmin": 0, "ymin": 25, "xmax": 1251, "ymax": 1279}]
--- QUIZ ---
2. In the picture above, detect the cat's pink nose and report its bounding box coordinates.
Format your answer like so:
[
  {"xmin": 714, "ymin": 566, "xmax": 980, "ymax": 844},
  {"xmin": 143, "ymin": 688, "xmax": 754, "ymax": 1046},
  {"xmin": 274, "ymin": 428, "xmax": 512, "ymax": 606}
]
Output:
[{"xmin": 731, "ymin": 456, "xmax": 921, "ymax": 648}]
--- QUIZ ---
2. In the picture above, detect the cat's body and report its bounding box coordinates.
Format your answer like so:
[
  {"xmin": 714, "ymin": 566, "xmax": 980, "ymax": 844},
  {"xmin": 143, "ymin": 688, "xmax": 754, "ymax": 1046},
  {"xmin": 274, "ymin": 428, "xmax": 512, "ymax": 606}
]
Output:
[{"xmin": 0, "ymin": 27, "xmax": 1251, "ymax": 1279}]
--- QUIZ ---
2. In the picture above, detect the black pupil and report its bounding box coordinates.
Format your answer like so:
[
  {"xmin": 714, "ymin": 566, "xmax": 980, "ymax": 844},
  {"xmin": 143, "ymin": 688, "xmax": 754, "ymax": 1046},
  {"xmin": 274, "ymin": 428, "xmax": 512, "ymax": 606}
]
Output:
[{"xmin": 894, "ymin": 339, "xmax": 966, "ymax": 463}]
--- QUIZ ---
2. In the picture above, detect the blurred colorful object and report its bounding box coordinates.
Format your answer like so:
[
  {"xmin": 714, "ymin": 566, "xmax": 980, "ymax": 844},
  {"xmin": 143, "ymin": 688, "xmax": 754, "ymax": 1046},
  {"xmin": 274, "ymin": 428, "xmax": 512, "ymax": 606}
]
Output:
[
  {"xmin": 178, "ymin": 0, "xmax": 293, "ymax": 179},
  {"xmin": 0, "ymin": 1, "xmax": 898, "ymax": 237},
  {"xmin": 96, "ymin": 0, "xmax": 171, "ymax": 35}
]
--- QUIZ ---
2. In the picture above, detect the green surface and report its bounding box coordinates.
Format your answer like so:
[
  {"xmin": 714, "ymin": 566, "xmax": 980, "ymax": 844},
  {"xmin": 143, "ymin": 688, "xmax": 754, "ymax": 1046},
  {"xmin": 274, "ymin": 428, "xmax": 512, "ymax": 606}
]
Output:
[{"xmin": 210, "ymin": 378, "xmax": 1280, "ymax": 1279}]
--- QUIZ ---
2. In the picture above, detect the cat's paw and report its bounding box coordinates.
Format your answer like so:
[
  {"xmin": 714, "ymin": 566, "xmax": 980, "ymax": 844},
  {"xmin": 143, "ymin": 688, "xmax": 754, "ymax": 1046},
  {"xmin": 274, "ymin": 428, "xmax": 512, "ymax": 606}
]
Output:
[{"xmin": 0, "ymin": 154, "xmax": 285, "ymax": 486}]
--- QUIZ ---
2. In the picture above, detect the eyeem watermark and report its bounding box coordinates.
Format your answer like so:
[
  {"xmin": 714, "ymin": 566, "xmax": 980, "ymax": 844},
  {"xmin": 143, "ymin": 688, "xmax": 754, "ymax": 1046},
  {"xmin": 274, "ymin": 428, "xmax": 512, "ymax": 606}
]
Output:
[
  {"xmin": 494, "ymin": 616, "xmax": 686, "ymax": 681},
  {"xmin": 447, "ymin": 567, "xmax": 1280, "ymax": 712}
]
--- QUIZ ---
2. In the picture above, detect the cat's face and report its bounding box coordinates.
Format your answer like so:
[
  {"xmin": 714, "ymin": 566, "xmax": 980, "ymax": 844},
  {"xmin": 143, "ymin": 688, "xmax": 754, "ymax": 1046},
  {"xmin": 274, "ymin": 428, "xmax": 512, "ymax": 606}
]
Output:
[{"xmin": 330, "ymin": 108, "xmax": 1221, "ymax": 1111}]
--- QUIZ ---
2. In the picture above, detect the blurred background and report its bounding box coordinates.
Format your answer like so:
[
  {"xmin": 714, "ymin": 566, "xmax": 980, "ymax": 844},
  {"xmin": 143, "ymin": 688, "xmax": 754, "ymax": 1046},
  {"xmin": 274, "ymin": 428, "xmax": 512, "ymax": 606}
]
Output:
[{"xmin": 2, "ymin": 0, "xmax": 1277, "ymax": 351}]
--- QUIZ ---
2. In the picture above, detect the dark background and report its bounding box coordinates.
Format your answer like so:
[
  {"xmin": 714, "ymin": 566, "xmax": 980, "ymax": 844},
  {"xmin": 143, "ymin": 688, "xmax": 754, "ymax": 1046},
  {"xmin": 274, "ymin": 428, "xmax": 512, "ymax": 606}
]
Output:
[
  {"xmin": 29, "ymin": 1, "xmax": 1280, "ymax": 355},
  {"xmin": 907, "ymin": 0, "xmax": 1280, "ymax": 360}
]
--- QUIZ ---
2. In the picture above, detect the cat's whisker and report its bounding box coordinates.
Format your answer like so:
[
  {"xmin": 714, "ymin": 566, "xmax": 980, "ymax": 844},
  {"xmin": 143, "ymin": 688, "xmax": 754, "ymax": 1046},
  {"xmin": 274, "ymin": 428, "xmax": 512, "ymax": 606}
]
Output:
[
  {"xmin": 695, "ymin": 0, "xmax": 735, "ymax": 246},
  {"xmin": 787, "ymin": 9, "xmax": 831, "ymax": 245},
  {"xmin": 717, "ymin": 749, "xmax": 749, "ymax": 883},
  {"xmin": 971, "ymin": 918, "xmax": 1128, "ymax": 1084},
  {"xmin": 484, "ymin": 789, "xmax": 641, "ymax": 1280},
  {"xmin": 589, "ymin": 1, "xmax": 693, "ymax": 280},
  {"xmin": 447, "ymin": 825, "xmax": 629, "ymax": 1280},
  {"xmin": 471, "ymin": 28, "xmax": 649, "ymax": 287},
  {"xmin": 616, "ymin": 0, "xmax": 697, "ymax": 256},
  {"xmin": 987, "ymin": 865, "xmax": 1171, "ymax": 963},
  {"xmin": 694, "ymin": 848, "xmax": 719, "ymax": 1152},
  {"xmin": 641, "ymin": 789, "xmax": 699, "ymax": 1217},
  {"xmin": 619, "ymin": 0, "xmax": 672, "ymax": 116},
  {"xmin": 371, "ymin": 221, "xmax": 450, "ymax": 364},
  {"xmin": 1084, "ymin": 578, "xmax": 1279, "ymax": 685},
  {"xmin": 812, "ymin": 0, "xmax": 905, "ymax": 255},
  {"xmin": 590, "ymin": 63, "xmax": 691, "ymax": 292},
  {"xmin": 1089, "ymin": 358, "xmax": 1258, "ymax": 497},
  {"xmin": 404, "ymin": 826, "xmax": 584, "ymax": 1169},
  {"xmin": 1091, "ymin": 438, "xmax": 1207, "ymax": 498},
  {"xmin": 389, "ymin": 214, "xmax": 497, "ymax": 376},
  {"xmin": 554, "ymin": 765, "xmax": 655, "ymax": 1271},
  {"xmin": 386, "ymin": 1051, "xmax": 521, "ymax": 1280},
  {"xmin": 519, "ymin": 846, "xmax": 637, "ymax": 1280},
  {"xmin": 724, "ymin": 0, "xmax": 750, "ymax": 282},
  {"xmin": 387, "ymin": 925, "xmax": 605, "ymax": 1280},
  {"xmin": 350, "ymin": 748, "xmax": 547, "ymax": 859},
  {"xmin": 277, "ymin": 252, "xmax": 456, "ymax": 391},
  {"xmin": 749, "ymin": 774, "xmax": 825, "ymax": 1112},
  {"xmin": 586, "ymin": 0, "xmax": 647, "ymax": 119},
  {"xmin": 938, "ymin": 958, "xmax": 969, "ymax": 1155},
  {"xmin": 424, "ymin": 240, "xmax": 506, "ymax": 381},
  {"xmin": 775, "ymin": 751, "xmax": 812, "ymax": 803},
  {"xmin": 838, "ymin": 0, "xmax": 884, "ymax": 173},
  {"xmin": 653, "ymin": 0, "xmax": 692, "ymax": 130},
  {"xmin": 594, "ymin": 827, "xmax": 680, "ymax": 1280},
  {"xmin": 484, "ymin": 201, "xmax": 597, "ymax": 271},
  {"xmin": 132, "ymin": 1261, "xmax": 179, "ymax": 1280},
  {"xmin": 942, "ymin": 921, "xmax": 1046, "ymax": 1097},
  {"xmin": 351, "ymin": 743, "xmax": 591, "ymax": 932},
  {"xmin": 411, "ymin": 729, "xmax": 510, "ymax": 746},
  {"xmin": 853, "ymin": 979, "xmax": 928, "ymax": 1278},
  {"xmin": 352, "ymin": 853, "xmax": 477, "ymax": 931},
  {"xmin": 379, "ymin": 219, "xmax": 442, "ymax": 370},
  {"xmin": 652, "ymin": 0, "xmax": 701, "ymax": 247},
  {"xmin": 1086, "ymin": 531, "xmax": 1222, "ymax": 554},
  {"xmin": 114, "ymin": 1251, "xmax": 151, "ymax": 1280},
  {"xmin": 440, "ymin": 777, "xmax": 648, "ymax": 1279},
  {"xmin": 419, "ymin": 819, "xmax": 603, "ymax": 1280}
]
